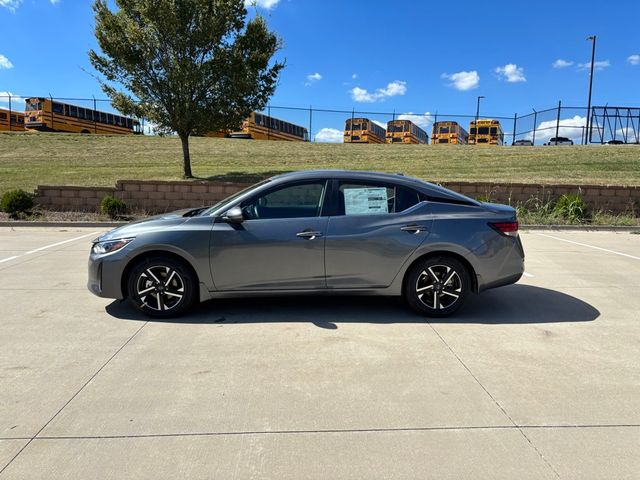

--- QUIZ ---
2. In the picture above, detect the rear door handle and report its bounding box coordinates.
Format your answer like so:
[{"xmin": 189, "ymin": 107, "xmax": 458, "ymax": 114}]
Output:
[
  {"xmin": 296, "ymin": 230, "xmax": 322, "ymax": 240},
  {"xmin": 400, "ymin": 224, "xmax": 428, "ymax": 234}
]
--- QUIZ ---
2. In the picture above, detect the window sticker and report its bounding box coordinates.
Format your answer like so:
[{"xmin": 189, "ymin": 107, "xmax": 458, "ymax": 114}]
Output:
[{"xmin": 343, "ymin": 187, "xmax": 389, "ymax": 215}]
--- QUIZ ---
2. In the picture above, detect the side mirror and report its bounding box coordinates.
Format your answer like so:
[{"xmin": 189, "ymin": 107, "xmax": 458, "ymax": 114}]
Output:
[{"xmin": 222, "ymin": 206, "xmax": 244, "ymax": 223}]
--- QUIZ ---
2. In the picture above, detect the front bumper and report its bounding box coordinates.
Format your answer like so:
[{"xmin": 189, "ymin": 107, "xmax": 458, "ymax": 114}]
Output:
[{"xmin": 87, "ymin": 250, "xmax": 128, "ymax": 299}]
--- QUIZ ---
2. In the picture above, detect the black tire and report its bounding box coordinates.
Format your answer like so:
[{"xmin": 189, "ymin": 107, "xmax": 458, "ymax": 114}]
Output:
[
  {"xmin": 403, "ymin": 256, "xmax": 471, "ymax": 317},
  {"xmin": 126, "ymin": 256, "xmax": 197, "ymax": 318}
]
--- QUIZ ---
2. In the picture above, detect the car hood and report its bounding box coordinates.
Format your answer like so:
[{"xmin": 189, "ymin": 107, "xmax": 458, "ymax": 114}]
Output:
[{"xmin": 96, "ymin": 209, "xmax": 195, "ymax": 242}]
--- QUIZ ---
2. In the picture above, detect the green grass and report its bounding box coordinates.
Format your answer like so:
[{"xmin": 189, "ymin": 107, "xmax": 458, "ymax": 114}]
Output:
[{"xmin": 1, "ymin": 132, "xmax": 640, "ymax": 192}]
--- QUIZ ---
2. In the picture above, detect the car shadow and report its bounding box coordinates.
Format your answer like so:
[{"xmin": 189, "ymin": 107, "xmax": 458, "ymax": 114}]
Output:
[{"xmin": 105, "ymin": 284, "xmax": 600, "ymax": 327}]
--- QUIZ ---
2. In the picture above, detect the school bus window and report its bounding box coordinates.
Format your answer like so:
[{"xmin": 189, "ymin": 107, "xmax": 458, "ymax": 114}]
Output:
[
  {"xmin": 52, "ymin": 103, "xmax": 64, "ymax": 114},
  {"xmin": 440, "ymin": 126, "xmax": 449, "ymax": 134},
  {"xmin": 478, "ymin": 127, "xmax": 489, "ymax": 135},
  {"xmin": 490, "ymin": 127, "xmax": 497, "ymax": 135}
]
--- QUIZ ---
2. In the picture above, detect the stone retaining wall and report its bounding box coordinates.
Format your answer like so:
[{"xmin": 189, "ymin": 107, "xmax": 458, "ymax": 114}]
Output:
[{"xmin": 34, "ymin": 179, "xmax": 639, "ymax": 214}]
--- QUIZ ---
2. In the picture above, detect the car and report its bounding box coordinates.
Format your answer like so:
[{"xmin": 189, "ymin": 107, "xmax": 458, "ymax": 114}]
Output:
[
  {"xmin": 544, "ymin": 137, "xmax": 574, "ymax": 145},
  {"xmin": 605, "ymin": 140, "xmax": 624, "ymax": 145},
  {"xmin": 512, "ymin": 139, "xmax": 534, "ymax": 146},
  {"xmin": 88, "ymin": 170, "xmax": 525, "ymax": 318}
]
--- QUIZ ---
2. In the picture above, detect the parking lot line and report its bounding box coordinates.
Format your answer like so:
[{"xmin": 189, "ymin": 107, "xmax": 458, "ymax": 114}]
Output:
[
  {"xmin": 537, "ymin": 233, "xmax": 640, "ymax": 261},
  {"xmin": 0, "ymin": 231, "xmax": 99, "ymax": 264}
]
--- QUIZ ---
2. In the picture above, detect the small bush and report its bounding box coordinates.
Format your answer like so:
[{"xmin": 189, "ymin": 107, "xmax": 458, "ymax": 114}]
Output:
[
  {"xmin": 100, "ymin": 195, "xmax": 128, "ymax": 219},
  {"xmin": 553, "ymin": 193, "xmax": 588, "ymax": 223},
  {"xmin": 1, "ymin": 189, "xmax": 34, "ymax": 217}
]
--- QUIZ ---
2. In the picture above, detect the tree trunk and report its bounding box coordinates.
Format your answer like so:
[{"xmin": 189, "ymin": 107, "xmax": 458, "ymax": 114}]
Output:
[{"xmin": 180, "ymin": 134, "xmax": 193, "ymax": 178}]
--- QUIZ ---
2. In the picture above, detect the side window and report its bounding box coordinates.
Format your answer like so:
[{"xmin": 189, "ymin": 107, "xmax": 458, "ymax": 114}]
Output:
[
  {"xmin": 338, "ymin": 183, "xmax": 423, "ymax": 216},
  {"xmin": 241, "ymin": 182, "xmax": 326, "ymax": 220}
]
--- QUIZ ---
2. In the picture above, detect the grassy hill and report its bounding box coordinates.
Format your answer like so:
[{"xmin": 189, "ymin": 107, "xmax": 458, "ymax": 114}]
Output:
[{"xmin": 1, "ymin": 132, "xmax": 639, "ymax": 192}]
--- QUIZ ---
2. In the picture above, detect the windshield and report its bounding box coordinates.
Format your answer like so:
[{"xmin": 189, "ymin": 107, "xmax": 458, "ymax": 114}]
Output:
[{"xmin": 201, "ymin": 179, "xmax": 271, "ymax": 216}]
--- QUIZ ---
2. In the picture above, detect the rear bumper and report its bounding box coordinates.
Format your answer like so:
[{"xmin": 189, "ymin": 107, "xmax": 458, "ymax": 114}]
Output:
[{"xmin": 472, "ymin": 235, "xmax": 525, "ymax": 293}]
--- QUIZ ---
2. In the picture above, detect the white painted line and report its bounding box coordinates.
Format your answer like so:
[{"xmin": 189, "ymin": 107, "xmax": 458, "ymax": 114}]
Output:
[
  {"xmin": 0, "ymin": 231, "xmax": 100, "ymax": 265},
  {"xmin": 538, "ymin": 233, "xmax": 640, "ymax": 261},
  {"xmin": 523, "ymin": 272, "xmax": 534, "ymax": 278}
]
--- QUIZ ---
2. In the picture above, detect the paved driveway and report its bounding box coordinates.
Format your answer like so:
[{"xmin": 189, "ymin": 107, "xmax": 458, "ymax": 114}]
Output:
[{"xmin": 0, "ymin": 227, "xmax": 638, "ymax": 479}]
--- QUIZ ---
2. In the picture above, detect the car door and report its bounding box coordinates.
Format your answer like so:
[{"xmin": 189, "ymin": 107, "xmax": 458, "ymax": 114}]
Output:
[
  {"xmin": 210, "ymin": 180, "xmax": 329, "ymax": 290},
  {"xmin": 325, "ymin": 179, "xmax": 432, "ymax": 288}
]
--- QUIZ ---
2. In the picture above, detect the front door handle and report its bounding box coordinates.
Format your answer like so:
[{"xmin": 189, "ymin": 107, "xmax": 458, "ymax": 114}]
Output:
[
  {"xmin": 400, "ymin": 224, "xmax": 428, "ymax": 234},
  {"xmin": 296, "ymin": 230, "xmax": 322, "ymax": 240}
]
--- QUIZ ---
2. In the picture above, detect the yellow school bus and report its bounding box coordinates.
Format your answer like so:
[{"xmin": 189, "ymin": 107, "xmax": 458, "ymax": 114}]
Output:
[
  {"xmin": 469, "ymin": 119, "xmax": 504, "ymax": 145},
  {"xmin": 385, "ymin": 119, "xmax": 429, "ymax": 144},
  {"xmin": 343, "ymin": 118, "xmax": 386, "ymax": 144},
  {"xmin": 431, "ymin": 121, "xmax": 469, "ymax": 145},
  {"xmin": 24, "ymin": 97, "xmax": 141, "ymax": 134},
  {"xmin": 0, "ymin": 108, "xmax": 25, "ymax": 132},
  {"xmin": 226, "ymin": 112, "xmax": 308, "ymax": 141}
]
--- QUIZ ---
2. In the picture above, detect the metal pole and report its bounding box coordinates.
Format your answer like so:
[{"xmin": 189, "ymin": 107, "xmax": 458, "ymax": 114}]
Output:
[
  {"xmin": 512, "ymin": 113, "xmax": 517, "ymax": 145},
  {"xmin": 554, "ymin": 100, "xmax": 562, "ymax": 144},
  {"xmin": 532, "ymin": 109, "xmax": 537, "ymax": 145},
  {"xmin": 309, "ymin": 105, "xmax": 312, "ymax": 142},
  {"xmin": 350, "ymin": 108, "xmax": 354, "ymax": 143},
  {"xmin": 93, "ymin": 95, "xmax": 97, "ymax": 133},
  {"xmin": 8, "ymin": 94, "xmax": 11, "ymax": 131},
  {"xmin": 267, "ymin": 104, "xmax": 271, "ymax": 141},
  {"xmin": 49, "ymin": 94, "xmax": 54, "ymax": 131},
  {"xmin": 474, "ymin": 96, "xmax": 484, "ymax": 144},
  {"xmin": 584, "ymin": 35, "xmax": 596, "ymax": 144}
]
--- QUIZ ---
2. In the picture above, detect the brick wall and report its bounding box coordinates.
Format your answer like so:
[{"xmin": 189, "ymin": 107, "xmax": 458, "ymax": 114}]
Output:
[{"xmin": 34, "ymin": 179, "xmax": 639, "ymax": 214}]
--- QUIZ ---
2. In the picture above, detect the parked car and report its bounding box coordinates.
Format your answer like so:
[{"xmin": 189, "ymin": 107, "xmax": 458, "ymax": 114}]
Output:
[
  {"xmin": 88, "ymin": 171, "xmax": 525, "ymax": 318},
  {"xmin": 605, "ymin": 140, "xmax": 624, "ymax": 145},
  {"xmin": 512, "ymin": 140, "xmax": 534, "ymax": 146},
  {"xmin": 545, "ymin": 137, "xmax": 574, "ymax": 145}
]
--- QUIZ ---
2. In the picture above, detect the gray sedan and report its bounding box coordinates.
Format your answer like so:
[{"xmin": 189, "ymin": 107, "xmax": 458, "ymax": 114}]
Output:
[{"xmin": 88, "ymin": 170, "xmax": 524, "ymax": 317}]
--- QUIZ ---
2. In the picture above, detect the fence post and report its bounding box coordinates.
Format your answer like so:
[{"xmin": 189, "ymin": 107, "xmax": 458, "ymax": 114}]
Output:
[
  {"xmin": 532, "ymin": 109, "xmax": 537, "ymax": 145},
  {"xmin": 350, "ymin": 108, "xmax": 354, "ymax": 143},
  {"xmin": 93, "ymin": 95, "xmax": 97, "ymax": 133},
  {"xmin": 49, "ymin": 94, "xmax": 55, "ymax": 131},
  {"xmin": 309, "ymin": 105, "xmax": 312, "ymax": 142},
  {"xmin": 512, "ymin": 113, "xmax": 517, "ymax": 145},
  {"xmin": 554, "ymin": 100, "xmax": 562, "ymax": 143}
]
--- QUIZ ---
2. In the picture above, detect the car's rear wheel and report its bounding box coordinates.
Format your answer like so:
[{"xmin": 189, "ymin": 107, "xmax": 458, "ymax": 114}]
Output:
[
  {"xmin": 127, "ymin": 256, "xmax": 197, "ymax": 318},
  {"xmin": 404, "ymin": 256, "xmax": 470, "ymax": 317}
]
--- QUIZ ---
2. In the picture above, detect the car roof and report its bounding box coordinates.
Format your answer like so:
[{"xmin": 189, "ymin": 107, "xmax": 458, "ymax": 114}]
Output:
[{"xmin": 270, "ymin": 170, "xmax": 478, "ymax": 205}]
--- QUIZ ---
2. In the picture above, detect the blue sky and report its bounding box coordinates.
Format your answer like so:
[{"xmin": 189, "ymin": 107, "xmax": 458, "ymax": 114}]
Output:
[{"xmin": 1, "ymin": 0, "xmax": 639, "ymax": 141}]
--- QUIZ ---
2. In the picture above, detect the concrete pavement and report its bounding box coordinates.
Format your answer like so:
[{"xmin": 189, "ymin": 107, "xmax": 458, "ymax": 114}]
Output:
[{"xmin": 0, "ymin": 227, "xmax": 638, "ymax": 479}]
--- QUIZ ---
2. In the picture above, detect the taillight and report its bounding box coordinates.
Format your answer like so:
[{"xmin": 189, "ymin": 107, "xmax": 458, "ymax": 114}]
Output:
[{"xmin": 490, "ymin": 221, "xmax": 519, "ymax": 237}]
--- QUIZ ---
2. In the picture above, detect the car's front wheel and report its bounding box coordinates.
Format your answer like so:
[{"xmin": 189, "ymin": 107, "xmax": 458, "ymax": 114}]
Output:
[
  {"xmin": 404, "ymin": 256, "xmax": 470, "ymax": 317},
  {"xmin": 127, "ymin": 256, "xmax": 197, "ymax": 318}
]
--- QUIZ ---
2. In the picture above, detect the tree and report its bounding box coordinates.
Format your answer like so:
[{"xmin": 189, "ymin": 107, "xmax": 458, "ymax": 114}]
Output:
[{"xmin": 89, "ymin": 0, "xmax": 284, "ymax": 178}]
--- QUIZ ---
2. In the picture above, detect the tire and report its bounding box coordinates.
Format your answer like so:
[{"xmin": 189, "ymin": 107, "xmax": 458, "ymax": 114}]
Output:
[
  {"xmin": 126, "ymin": 256, "xmax": 197, "ymax": 318},
  {"xmin": 403, "ymin": 256, "xmax": 471, "ymax": 317}
]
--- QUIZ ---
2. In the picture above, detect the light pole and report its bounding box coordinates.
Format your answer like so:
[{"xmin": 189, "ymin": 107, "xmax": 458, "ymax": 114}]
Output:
[
  {"xmin": 584, "ymin": 35, "xmax": 596, "ymax": 145},
  {"xmin": 474, "ymin": 95, "xmax": 485, "ymax": 144}
]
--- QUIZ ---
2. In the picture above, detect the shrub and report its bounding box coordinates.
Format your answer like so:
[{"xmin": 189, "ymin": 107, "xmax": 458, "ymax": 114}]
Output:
[
  {"xmin": 100, "ymin": 195, "xmax": 128, "ymax": 219},
  {"xmin": 553, "ymin": 193, "xmax": 588, "ymax": 223},
  {"xmin": 1, "ymin": 189, "xmax": 34, "ymax": 217}
]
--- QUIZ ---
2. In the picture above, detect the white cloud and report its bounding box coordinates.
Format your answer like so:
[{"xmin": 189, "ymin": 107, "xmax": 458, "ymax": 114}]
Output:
[
  {"xmin": 351, "ymin": 73, "xmax": 357, "ymax": 80},
  {"xmin": 0, "ymin": 91, "xmax": 25, "ymax": 108},
  {"xmin": 495, "ymin": 64, "xmax": 526, "ymax": 83},
  {"xmin": 315, "ymin": 127, "xmax": 343, "ymax": 143},
  {"xmin": 397, "ymin": 112, "xmax": 434, "ymax": 131},
  {"xmin": 0, "ymin": 54, "xmax": 13, "ymax": 69},
  {"xmin": 441, "ymin": 71, "xmax": 479, "ymax": 91},
  {"xmin": 349, "ymin": 80, "xmax": 407, "ymax": 103},
  {"xmin": 552, "ymin": 59, "xmax": 574, "ymax": 69},
  {"xmin": 0, "ymin": 0, "xmax": 21, "ymax": 11},
  {"xmin": 578, "ymin": 60, "xmax": 611, "ymax": 71},
  {"xmin": 627, "ymin": 54, "xmax": 640, "ymax": 66},
  {"xmin": 244, "ymin": 0, "xmax": 279, "ymax": 9},
  {"xmin": 1, "ymin": 0, "xmax": 59, "ymax": 10},
  {"xmin": 304, "ymin": 72, "xmax": 322, "ymax": 86},
  {"xmin": 526, "ymin": 115, "xmax": 588, "ymax": 144}
]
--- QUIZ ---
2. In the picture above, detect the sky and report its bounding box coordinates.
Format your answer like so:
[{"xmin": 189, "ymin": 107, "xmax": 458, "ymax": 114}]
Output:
[{"xmin": 1, "ymin": 0, "xmax": 639, "ymax": 142}]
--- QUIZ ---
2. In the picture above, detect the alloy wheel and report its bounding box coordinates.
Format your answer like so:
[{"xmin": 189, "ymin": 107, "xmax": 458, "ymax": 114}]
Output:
[
  {"xmin": 135, "ymin": 265, "xmax": 185, "ymax": 312},
  {"xmin": 415, "ymin": 265, "xmax": 462, "ymax": 310}
]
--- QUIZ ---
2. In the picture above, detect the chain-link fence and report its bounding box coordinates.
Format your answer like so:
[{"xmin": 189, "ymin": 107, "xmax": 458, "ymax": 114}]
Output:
[{"xmin": 2, "ymin": 93, "xmax": 637, "ymax": 145}]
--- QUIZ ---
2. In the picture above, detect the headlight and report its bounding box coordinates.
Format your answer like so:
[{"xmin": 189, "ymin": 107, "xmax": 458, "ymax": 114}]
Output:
[{"xmin": 92, "ymin": 238, "xmax": 134, "ymax": 255}]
